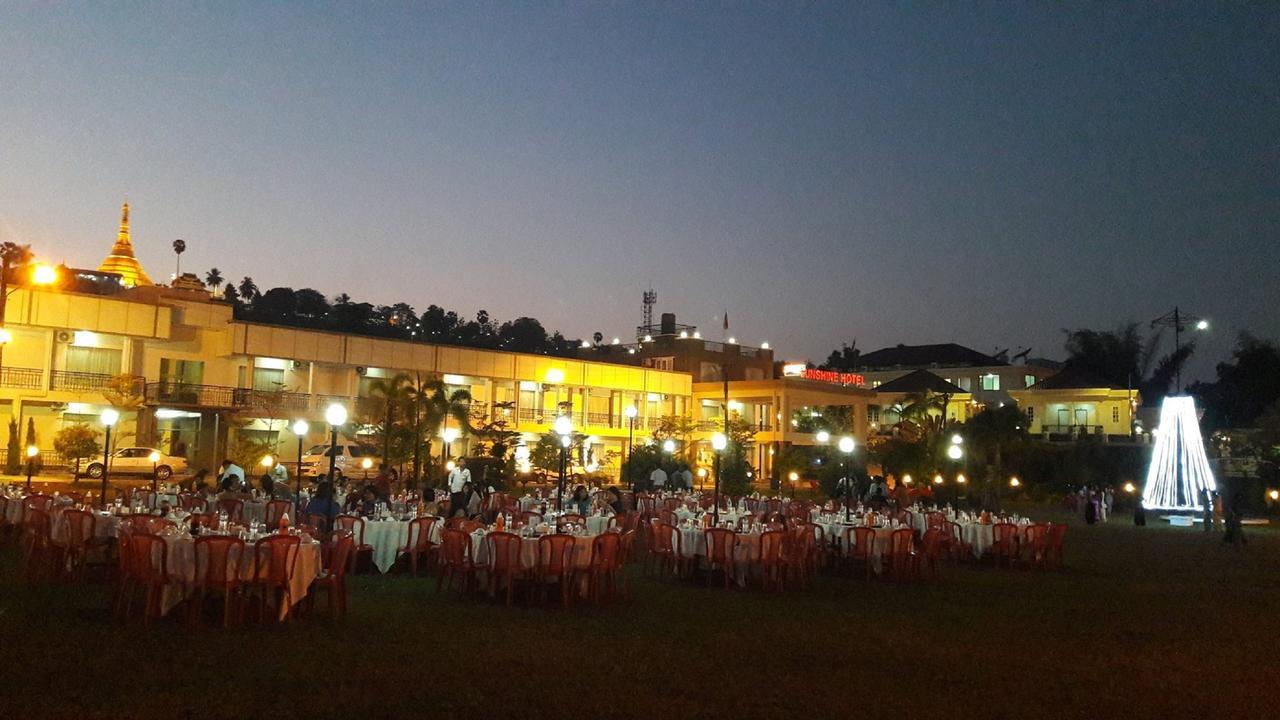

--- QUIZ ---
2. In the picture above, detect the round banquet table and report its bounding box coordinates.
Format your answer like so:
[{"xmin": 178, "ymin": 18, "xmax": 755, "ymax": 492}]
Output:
[
  {"xmin": 360, "ymin": 518, "xmax": 444, "ymax": 573},
  {"xmin": 469, "ymin": 530, "xmax": 595, "ymax": 571},
  {"xmin": 148, "ymin": 531, "xmax": 322, "ymax": 620},
  {"xmin": 672, "ymin": 526, "xmax": 760, "ymax": 585},
  {"xmin": 817, "ymin": 522, "xmax": 897, "ymax": 574}
]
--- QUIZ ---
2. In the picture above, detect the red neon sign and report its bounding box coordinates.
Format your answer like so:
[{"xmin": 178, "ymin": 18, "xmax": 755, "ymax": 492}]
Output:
[{"xmin": 800, "ymin": 369, "xmax": 865, "ymax": 387}]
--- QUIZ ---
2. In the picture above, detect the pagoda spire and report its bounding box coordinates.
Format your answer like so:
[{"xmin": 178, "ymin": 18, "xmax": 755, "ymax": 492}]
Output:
[{"xmin": 97, "ymin": 199, "xmax": 153, "ymax": 287}]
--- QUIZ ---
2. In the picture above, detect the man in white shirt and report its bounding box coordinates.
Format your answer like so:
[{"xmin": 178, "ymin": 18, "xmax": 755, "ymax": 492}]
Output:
[
  {"xmin": 649, "ymin": 465, "xmax": 668, "ymax": 492},
  {"xmin": 219, "ymin": 459, "xmax": 245, "ymax": 491},
  {"xmin": 680, "ymin": 468, "xmax": 694, "ymax": 491},
  {"xmin": 447, "ymin": 458, "xmax": 471, "ymax": 517}
]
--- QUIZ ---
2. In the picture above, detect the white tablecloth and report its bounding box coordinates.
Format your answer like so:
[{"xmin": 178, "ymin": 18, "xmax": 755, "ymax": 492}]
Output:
[
  {"xmin": 152, "ymin": 533, "xmax": 321, "ymax": 619},
  {"xmin": 470, "ymin": 531, "xmax": 594, "ymax": 570}
]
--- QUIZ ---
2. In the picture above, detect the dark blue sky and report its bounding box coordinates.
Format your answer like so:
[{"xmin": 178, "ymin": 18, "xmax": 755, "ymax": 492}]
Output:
[{"xmin": 2, "ymin": 3, "xmax": 1276, "ymax": 380}]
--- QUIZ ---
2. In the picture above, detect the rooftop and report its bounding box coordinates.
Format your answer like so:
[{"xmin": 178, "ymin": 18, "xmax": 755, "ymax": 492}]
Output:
[{"xmin": 873, "ymin": 369, "xmax": 966, "ymax": 394}]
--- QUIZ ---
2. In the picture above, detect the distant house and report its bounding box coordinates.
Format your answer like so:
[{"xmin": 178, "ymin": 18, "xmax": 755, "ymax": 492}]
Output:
[
  {"xmin": 1008, "ymin": 366, "xmax": 1139, "ymax": 441},
  {"xmin": 855, "ymin": 342, "xmax": 1058, "ymax": 407}
]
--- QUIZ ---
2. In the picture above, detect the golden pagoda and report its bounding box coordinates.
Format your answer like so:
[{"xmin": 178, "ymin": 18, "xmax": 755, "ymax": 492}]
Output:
[{"xmin": 97, "ymin": 201, "xmax": 153, "ymax": 287}]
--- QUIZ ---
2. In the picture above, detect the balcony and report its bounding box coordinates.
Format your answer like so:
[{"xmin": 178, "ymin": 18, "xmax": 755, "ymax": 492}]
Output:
[
  {"xmin": 0, "ymin": 366, "xmax": 43, "ymax": 390},
  {"xmin": 237, "ymin": 388, "xmax": 311, "ymax": 413},
  {"xmin": 50, "ymin": 370, "xmax": 137, "ymax": 393},
  {"xmin": 146, "ymin": 381, "xmax": 238, "ymax": 408}
]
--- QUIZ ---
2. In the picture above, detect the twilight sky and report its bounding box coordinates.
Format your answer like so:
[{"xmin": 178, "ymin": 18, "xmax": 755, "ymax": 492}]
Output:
[{"xmin": 2, "ymin": 3, "xmax": 1277, "ymax": 381}]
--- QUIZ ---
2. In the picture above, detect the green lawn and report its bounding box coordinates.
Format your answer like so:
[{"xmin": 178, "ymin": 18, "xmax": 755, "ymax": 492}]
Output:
[{"xmin": 1, "ymin": 507, "xmax": 1276, "ymax": 719}]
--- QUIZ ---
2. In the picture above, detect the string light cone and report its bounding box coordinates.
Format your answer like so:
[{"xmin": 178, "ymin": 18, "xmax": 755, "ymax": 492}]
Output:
[{"xmin": 1142, "ymin": 396, "xmax": 1216, "ymax": 511}]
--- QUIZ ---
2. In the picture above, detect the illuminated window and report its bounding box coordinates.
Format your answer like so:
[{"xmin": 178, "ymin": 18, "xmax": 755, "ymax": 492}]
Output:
[
  {"xmin": 1112, "ymin": 406, "xmax": 1120, "ymax": 423},
  {"xmin": 1024, "ymin": 374, "xmax": 1036, "ymax": 388},
  {"xmin": 1025, "ymin": 406, "xmax": 1035, "ymax": 424},
  {"xmin": 981, "ymin": 374, "xmax": 1000, "ymax": 391}
]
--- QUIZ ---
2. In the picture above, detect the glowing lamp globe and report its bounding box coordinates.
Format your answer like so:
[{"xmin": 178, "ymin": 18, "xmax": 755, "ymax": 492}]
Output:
[
  {"xmin": 553, "ymin": 415, "xmax": 573, "ymax": 436},
  {"xmin": 815, "ymin": 430, "xmax": 830, "ymax": 444},
  {"xmin": 711, "ymin": 433, "xmax": 728, "ymax": 451},
  {"xmin": 662, "ymin": 439, "xmax": 676, "ymax": 453},
  {"xmin": 441, "ymin": 427, "xmax": 460, "ymax": 444},
  {"xmin": 947, "ymin": 444, "xmax": 963, "ymax": 460},
  {"xmin": 26, "ymin": 445, "xmax": 39, "ymax": 458},
  {"xmin": 260, "ymin": 455, "xmax": 274, "ymax": 467},
  {"xmin": 292, "ymin": 419, "xmax": 310, "ymax": 436},
  {"xmin": 560, "ymin": 435, "xmax": 571, "ymax": 448},
  {"xmin": 324, "ymin": 403, "xmax": 348, "ymax": 427},
  {"xmin": 624, "ymin": 405, "xmax": 638, "ymax": 419},
  {"xmin": 361, "ymin": 458, "xmax": 373, "ymax": 470},
  {"xmin": 100, "ymin": 408, "xmax": 120, "ymax": 427},
  {"xmin": 838, "ymin": 436, "xmax": 855, "ymax": 454}
]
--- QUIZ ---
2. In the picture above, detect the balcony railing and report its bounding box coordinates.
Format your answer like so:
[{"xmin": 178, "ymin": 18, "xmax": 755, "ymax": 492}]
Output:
[
  {"xmin": 1042, "ymin": 424, "xmax": 1103, "ymax": 436},
  {"xmin": 1, "ymin": 367, "xmax": 43, "ymax": 390},
  {"xmin": 237, "ymin": 388, "xmax": 311, "ymax": 412},
  {"xmin": 146, "ymin": 381, "xmax": 239, "ymax": 408},
  {"xmin": 50, "ymin": 370, "xmax": 132, "ymax": 393}
]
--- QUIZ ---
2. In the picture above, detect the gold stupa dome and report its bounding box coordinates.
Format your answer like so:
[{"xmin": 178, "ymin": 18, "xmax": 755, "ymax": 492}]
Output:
[{"xmin": 97, "ymin": 201, "xmax": 153, "ymax": 287}]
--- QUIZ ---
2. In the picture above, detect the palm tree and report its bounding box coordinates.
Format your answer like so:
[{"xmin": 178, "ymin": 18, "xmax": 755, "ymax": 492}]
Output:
[
  {"xmin": 333, "ymin": 292, "xmax": 352, "ymax": 306},
  {"xmin": 238, "ymin": 276, "xmax": 259, "ymax": 303},
  {"xmin": 172, "ymin": 238, "xmax": 186, "ymax": 278},
  {"xmin": 365, "ymin": 372, "xmax": 412, "ymax": 469},
  {"xmin": 965, "ymin": 405, "xmax": 1027, "ymax": 507},
  {"xmin": 891, "ymin": 390, "xmax": 948, "ymax": 443},
  {"xmin": 422, "ymin": 377, "xmax": 472, "ymax": 476},
  {"xmin": 205, "ymin": 268, "xmax": 223, "ymax": 289}
]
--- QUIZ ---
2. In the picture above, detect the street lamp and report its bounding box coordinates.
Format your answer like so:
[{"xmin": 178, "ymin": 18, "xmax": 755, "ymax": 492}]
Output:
[
  {"xmin": 838, "ymin": 436, "xmax": 855, "ymax": 521},
  {"xmin": 361, "ymin": 457, "xmax": 373, "ymax": 481},
  {"xmin": 623, "ymin": 405, "xmax": 638, "ymax": 489},
  {"xmin": 149, "ymin": 450, "xmax": 161, "ymax": 496},
  {"xmin": 31, "ymin": 263, "xmax": 58, "ymax": 286},
  {"xmin": 291, "ymin": 419, "xmax": 309, "ymax": 518},
  {"xmin": 947, "ymin": 443, "xmax": 963, "ymax": 460},
  {"xmin": 946, "ymin": 440, "xmax": 964, "ymax": 508},
  {"xmin": 24, "ymin": 444, "xmax": 38, "ymax": 493},
  {"xmin": 1151, "ymin": 307, "xmax": 1210, "ymax": 393},
  {"xmin": 711, "ymin": 432, "xmax": 727, "ymax": 525},
  {"xmin": 324, "ymin": 403, "xmax": 347, "ymax": 484},
  {"xmin": 815, "ymin": 430, "xmax": 830, "ymax": 444},
  {"xmin": 662, "ymin": 438, "xmax": 676, "ymax": 454},
  {"xmin": 99, "ymin": 408, "xmax": 120, "ymax": 507},
  {"xmin": 441, "ymin": 427, "xmax": 460, "ymax": 474},
  {"xmin": 554, "ymin": 415, "xmax": 573, "ymax": 511}
]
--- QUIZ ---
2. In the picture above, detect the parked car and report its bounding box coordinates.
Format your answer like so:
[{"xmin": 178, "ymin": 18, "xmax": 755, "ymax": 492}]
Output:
[
  {"xmin": 85, "ymin": 447, "xmax": 188, "ymax": 481},
  {"xmin": 299, "ymin": 443, "xmax": 380, "ymax": 478}
]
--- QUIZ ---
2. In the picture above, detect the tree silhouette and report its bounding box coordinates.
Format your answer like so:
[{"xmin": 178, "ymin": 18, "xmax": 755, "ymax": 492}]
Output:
[{"xmin": 204, "ymin": 268, "xmax": 223, "ymax": 288}]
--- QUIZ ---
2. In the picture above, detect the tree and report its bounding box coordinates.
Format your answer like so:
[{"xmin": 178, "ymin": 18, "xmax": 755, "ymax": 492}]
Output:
[
  {"xmin": 4, "ymin": 418, "xmax": 20, "ymax": 474},
  {"xmin": 1062, "ymin": 324, "xmax": 1193, "ymax": 404},
  {"xmin": 223, "ymin": 283, "xmax": 240, "ymax": 305},
  {"xmin": 294, "ymin": 288, "xmax": 330, "ymax": 319},
  {"xmin": 237, "ymin": 276, "xmax": 259, "ymax": 303},
  {"xmin": 253, "ymin": 287, "xmax": 298, "ymax": 321},
  {"xmin": 963, "ymin": 405, "xmax": 1028, "ymax": 507},
  {"xmin": 54, "ymin": 424, "xmax": 101, "ymax": 481},
  {"xmin": 498, "ymin": 317, "xmax": 549, "ymax": 353},
  {"xmin": 423, "ymin": 379, "xmax": 472, "ymax": 472},
  {"xmin": 172, "ymin": 238, "xmax": 186, "ymax": 277},
  {"xmin": 1191, "ymin": 332, "xmax": 1280, "ymax": 431},
  {"xmin": 820, "ymin": 341, "xmax": 860, "ymax": 371},
  {"xmin": 365, "ymin": 372, "xmax": 412, "ymax": 470},
  {"xmin": 204, "ymin": 268, "xmax": 223, "ymax": 288},
  {"xmin": 530, "ymin": 432, "xmax": 566, "ymax": 476}
]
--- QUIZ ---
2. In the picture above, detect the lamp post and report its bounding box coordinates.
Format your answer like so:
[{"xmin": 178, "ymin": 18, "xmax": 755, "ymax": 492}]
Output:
[
  {"xmin": 361, "ymin": 457, "xmax": 373, "ymax": 481},
  {"xmin": 98, "ymin": 408, "xmax": 119, "ymax": 508},
  {"xmin": 947, "ymin": 441, "xmax": 964, "ymax": 509},
  {"xmin": 260, "ymin": 453, "xmax": 274, "ymax": 490},
  {"xmin": 554, "ymin": 415, "xmax": 573, "ymax": 512},
  {"xmin": 623, "ymin": 404, "xmax": 638, "ymax": 489},
  {"xmin": 1150, "ymin": 307, "xmax": 1209, "ymax": 394},
  {"xmin": 24, "ymin": 444, "xmax": 38, "ymax": 493},
  {"xmin": 291, "ymin": 419, "xmax": 309, "ymax": 518},
  {"xmin": 838, "ymin": 436, "xmax": 855, "ymax": 521},
  {"xmin": 711, "ymin": 432, "xmax": 727, "ymax": 525},
  {"xmin": 324, "ymin": 403, "xmax": 348, "ymax": 485},
  {"xmin": 0, "ymin": 261, "xmax": 58, "ymax": 387},
  {"xmin": 149, "ymin": 450, "xmax": 161, "ymax": 498},
  {"xmin": 441, "ymin": 427, "xmax": 460, "ymax": 476}
]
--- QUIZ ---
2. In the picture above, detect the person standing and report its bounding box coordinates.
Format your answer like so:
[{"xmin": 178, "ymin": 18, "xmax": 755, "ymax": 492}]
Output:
[
  {"xmin": 1201, "ymin": 489, "xmax": 1214, "ymax": 533},
  {"xmin": 447, "ymin": 458, "xmax": 471, "ymax": 518},
  {"xmin": 649, "ymin": 465, "xmax": 668, "ymax": 492}
]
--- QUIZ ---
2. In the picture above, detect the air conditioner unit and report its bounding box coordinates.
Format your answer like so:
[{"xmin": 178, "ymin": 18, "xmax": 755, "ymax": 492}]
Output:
[
  {"xmin": 55, "ymin": 330, "xmax": 73, "ymax": 343},
  {"xmin": 356, "ymin": 366, "xmax": 367, "ymax": 376}
]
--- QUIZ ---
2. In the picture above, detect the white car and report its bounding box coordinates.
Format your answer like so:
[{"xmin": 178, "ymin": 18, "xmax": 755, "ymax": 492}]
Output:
[
  {"xmin": 86, "ymin": 447, "xmax": 188, "ymax": 481},
  {"xmin": 299, "ymin": 443, "xmax": 380, "ymax": 478}
]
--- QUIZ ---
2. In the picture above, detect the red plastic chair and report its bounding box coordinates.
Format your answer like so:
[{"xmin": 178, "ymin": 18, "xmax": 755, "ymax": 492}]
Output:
[
  {"xmin": 886, "ymin": 527, "xmax": 916, "ymax": 582},
  {"xmin": 436, "ymin": 528, "xmax": 475, "ymax": 595},
  {"xmin": 264, "ymin": 500, "xmax": 293, "ymax": 528},
  {"xmin": 1043, "ymin": 523, "xmax": 1067, "ymax": 569},
  {"xmin": 647, "ymin": 522, "xmax": 685, "ymax": 579},
  {"xmin": 1021, "ymin": 523, "xmax": 1050, "ymax": 568},
  {"xmin": 585, "ymin": 532, "xmax": 621, "ymax": 603},
  {"xmin": 534, "ymin": 533, "xmax": 576, "ymax": 608},
  {"xmin": 216, "ymin": 498, "xmax": 245, "ymax": 524},
  {"xmin": 991, "ymin": 523, "xmax": 1020, "ymax": 568},
  {"xmin": 944, "ymin": 520, "xmax": 972, "ymax": 560},
  {"xmin": 177, "ymin": 493, "xmax": 206, "ymax": 512},
  {"xmin": 190, "ymin": 535, "xmax": 247, "ymax": 627},
  {"xmin": 310, "ymin": 533, "xmax": 354, "ymax": 619},
  {"xmin": 485, "ymin": 531, "xmax": 524, "ymax": 606},
  {"xmin": 397, "ymin": 516, "xmax": 438, "ymax": 576},
  {"xmin": 703, "ymin": 527, "xmax": 737, "ymax": 589},
  {"xmin": 754, "ymin": 529, "xmax": 787, "ymax": 591},
  {"xmin": 19, "ymin": 508, "xmax": 53, "ymax": 584},
  {"xmin": 844, "ymin": 526, "xmax": 877, "ymax": 579},
  {"xmin": 24, "ymin": 494, "xmax": 55, "ymax": 513},
  {"xmin": 54, "ymin": 508, "xmax": 99, "ymax": 581},
  {"xmin": 334, "ymin": 514, "xmax": 374, "ymax": 573},
  {"xmin": 119, "ymin": 532, "xmax": 170, "ymax": 624},
  {"xmin": 916, "ymin": 528, "xmax": 946, "ymax": 580},
  {"xmin": 251, "ymin": 534, "xmax": 301, "ymax": 621}
]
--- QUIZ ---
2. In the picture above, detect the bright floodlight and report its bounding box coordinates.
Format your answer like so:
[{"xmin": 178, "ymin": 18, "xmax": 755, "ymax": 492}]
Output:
[
  {"xmin": 838, "ymin": 436, "xmax": 855, "ymax": 454},
  {"xmin": 1123, "ymin": 482, "xmax": 1136, "ymax": 494},
  {"xmin": 560, "ymin": 435, "xmax": 572, "ymax": 448},
  {"xmin": 624, "ymin": 405, "xmax": 638, "ymax": 419},
  {"xmin": 361, "ymin": 458, "xmax": 373, "ymax": 469},
  {"xmin": 1009, "ymin": 477, "xmax": 1020, "ymax": 487},
  {"xmin": 324, "ymin": 403, "xmax": 348, "ymax": 427},
  {"xmin": 32, "ymin": 264, "xmax": 58, "ymax": 285},
  {"xmin": 662, "ymin": 439, "xmax": 676, "ymax": 453},
  {"xmin": 815, "ymin": 430, "xmax": 830, "ymax": 444},
  {"xmin": 947, "ymin": 444, "xmax": 963, "ymax": 460},
  {"xmin": 100, "ymin": 408, "xmax": 120, "ymax": 427},
  {"xmin": 26, "ymin": 445, "xmax": 39, "ymax": 458},
  {"xmin": 1143, "ymin": 396, "xmax": 1217, "ymax": 511},
  {"xmin": 1196, "ymin": 319, "xmax": 1209, "ymax": 331},
  {"xmin": 553, "ymin": 415, "xmax": 573, "ymax": 436},
  {"xmin": 951, "ymin": 434, "xmax": 963, "ymax": 445},
  {"xmin": 260, "ymin": 455, "xmax": 273, "ymax": 467},
  {"xmin": 292, "ymin": 419, "xmax": 310, "ymax": 436},
  {"xmin": 711, "ymin": 433, "xmax": 728, "ymax": 451},
  {"xmin": 441, "ymin": 427, "xmax": 460, "ymax": 443}
]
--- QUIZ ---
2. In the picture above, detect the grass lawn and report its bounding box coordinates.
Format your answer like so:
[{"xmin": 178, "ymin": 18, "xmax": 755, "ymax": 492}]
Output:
[{"xmin": 1, "ymin": 506, "xmax": 1277, "ymax": 719}]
